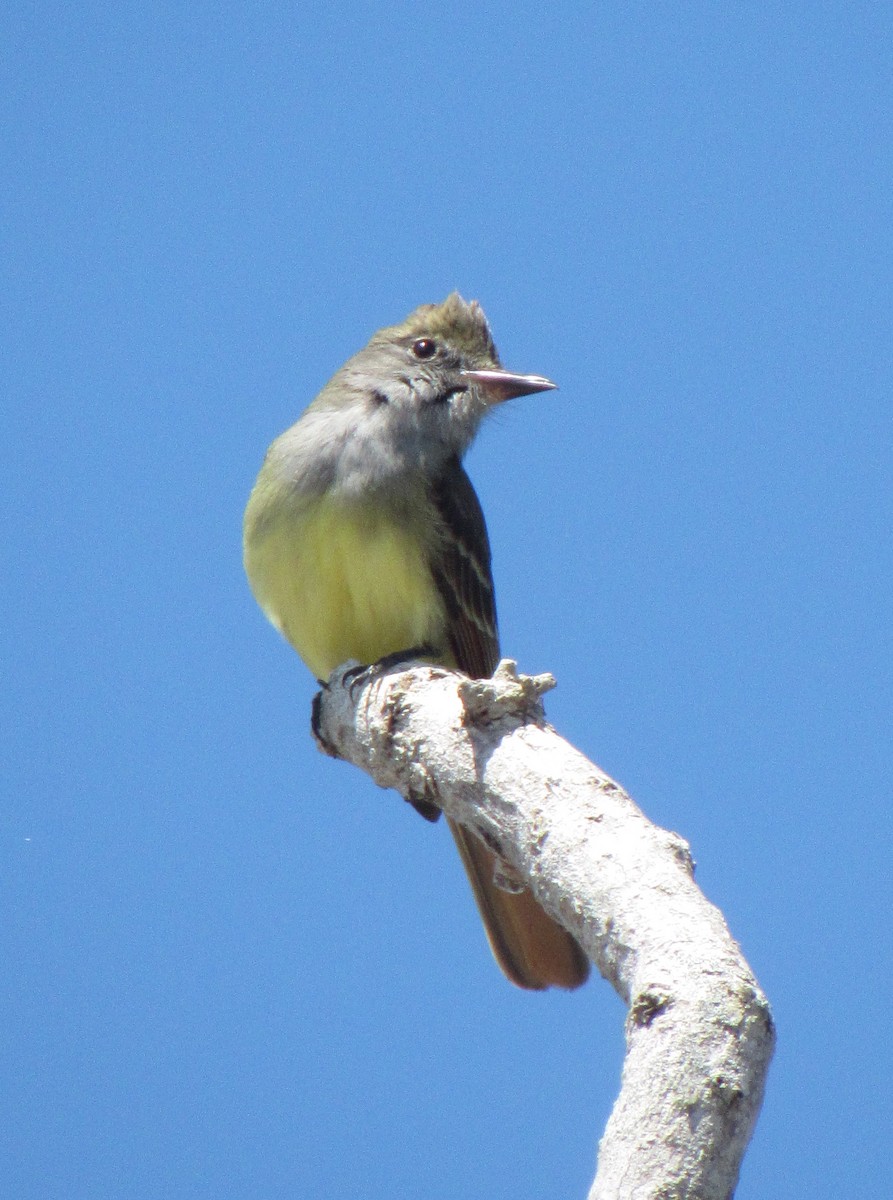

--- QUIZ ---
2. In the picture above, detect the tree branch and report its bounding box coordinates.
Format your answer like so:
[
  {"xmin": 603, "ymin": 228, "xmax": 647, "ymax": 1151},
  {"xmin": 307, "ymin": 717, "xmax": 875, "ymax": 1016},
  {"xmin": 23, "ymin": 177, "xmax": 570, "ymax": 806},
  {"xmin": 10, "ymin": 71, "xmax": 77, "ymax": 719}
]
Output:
[{"xmin": 314, "ymin": 658, "xmax": 775, "ymax": 1200}]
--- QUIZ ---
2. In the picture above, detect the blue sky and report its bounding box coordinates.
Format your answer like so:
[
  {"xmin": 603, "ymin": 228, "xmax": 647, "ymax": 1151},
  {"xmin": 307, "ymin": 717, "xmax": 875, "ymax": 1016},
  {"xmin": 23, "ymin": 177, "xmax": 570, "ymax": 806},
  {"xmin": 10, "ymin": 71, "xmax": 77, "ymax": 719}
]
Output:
[{"xmin": 3, "ymin": 4, "xmax": 891, "ymax": 1196}]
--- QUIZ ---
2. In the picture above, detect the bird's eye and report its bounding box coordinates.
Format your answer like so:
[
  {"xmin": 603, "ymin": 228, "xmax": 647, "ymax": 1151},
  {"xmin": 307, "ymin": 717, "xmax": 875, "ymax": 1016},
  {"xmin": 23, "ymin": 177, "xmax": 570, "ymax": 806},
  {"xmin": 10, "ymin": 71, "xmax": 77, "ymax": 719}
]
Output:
[{"xmin": 411, "ymin": 338, "xmax": 438, "ymax": 360}]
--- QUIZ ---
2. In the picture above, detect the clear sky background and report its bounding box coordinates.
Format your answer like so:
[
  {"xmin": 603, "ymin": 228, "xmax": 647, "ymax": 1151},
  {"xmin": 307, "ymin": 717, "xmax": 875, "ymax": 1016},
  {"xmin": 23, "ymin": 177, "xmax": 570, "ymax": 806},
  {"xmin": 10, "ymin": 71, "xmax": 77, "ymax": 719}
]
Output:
[{"xmin": 4, "ymin": 4, "xmax": 891, "ymax": 1197}]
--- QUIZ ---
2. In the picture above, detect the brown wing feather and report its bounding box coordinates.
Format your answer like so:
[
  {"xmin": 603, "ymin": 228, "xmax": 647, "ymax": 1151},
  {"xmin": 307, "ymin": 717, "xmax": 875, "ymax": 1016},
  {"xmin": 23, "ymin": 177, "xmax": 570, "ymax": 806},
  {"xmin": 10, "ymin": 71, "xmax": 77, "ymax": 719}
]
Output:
[
  {"xmin": 428, "ymin": 459, "xmax": 499, "ymax": 678},
  {"xmin": 427, "ymin": 459, "xmax": 589, "ymax": 990}
]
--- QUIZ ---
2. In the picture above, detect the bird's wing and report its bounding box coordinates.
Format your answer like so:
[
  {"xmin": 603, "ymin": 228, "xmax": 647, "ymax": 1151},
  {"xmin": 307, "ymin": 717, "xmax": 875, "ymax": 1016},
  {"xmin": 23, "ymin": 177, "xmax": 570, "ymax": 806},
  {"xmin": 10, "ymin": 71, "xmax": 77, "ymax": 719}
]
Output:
[{"xmin": 427, "ymin": 457, "xmax": 500, "ymax": 679}]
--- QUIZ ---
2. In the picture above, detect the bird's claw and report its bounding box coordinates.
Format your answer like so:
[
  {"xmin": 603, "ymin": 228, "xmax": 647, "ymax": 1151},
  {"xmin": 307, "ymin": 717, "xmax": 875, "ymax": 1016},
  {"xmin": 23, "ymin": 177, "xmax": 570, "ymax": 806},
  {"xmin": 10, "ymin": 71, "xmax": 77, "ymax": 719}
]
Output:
[{"xmin": 343, "ymin": 645, "xmax": 437, "ymax": 701}]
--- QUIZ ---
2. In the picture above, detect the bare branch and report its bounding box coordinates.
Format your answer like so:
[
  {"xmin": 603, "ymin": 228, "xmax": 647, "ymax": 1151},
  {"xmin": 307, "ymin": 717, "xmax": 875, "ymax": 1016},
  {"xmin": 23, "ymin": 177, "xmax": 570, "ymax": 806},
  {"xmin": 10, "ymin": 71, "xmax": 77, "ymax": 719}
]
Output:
[{"xmin": 315, "ymin": 658, "xmax": 775, "ymax": 1200}]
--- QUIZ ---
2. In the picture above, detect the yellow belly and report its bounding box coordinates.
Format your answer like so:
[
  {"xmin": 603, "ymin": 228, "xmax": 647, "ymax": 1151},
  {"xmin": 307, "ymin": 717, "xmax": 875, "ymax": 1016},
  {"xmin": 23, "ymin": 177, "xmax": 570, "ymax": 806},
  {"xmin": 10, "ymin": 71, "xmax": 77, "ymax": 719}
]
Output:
[{"xmin": 244, "ymin": 493, "xmax": 446, "ymax": 680}]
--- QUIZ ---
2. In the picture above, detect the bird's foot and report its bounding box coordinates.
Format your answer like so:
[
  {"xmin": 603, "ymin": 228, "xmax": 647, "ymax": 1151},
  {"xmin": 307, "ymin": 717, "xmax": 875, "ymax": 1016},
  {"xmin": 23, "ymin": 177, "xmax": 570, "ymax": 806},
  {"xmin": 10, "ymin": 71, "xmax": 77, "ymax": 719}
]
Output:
[
  {"xmin": 342, "ymin": 644, "xmax": 439, "ymax": 700},
  {"xmin": 310, "ymin": 685, "xmax": 340, "ymax": 758}
]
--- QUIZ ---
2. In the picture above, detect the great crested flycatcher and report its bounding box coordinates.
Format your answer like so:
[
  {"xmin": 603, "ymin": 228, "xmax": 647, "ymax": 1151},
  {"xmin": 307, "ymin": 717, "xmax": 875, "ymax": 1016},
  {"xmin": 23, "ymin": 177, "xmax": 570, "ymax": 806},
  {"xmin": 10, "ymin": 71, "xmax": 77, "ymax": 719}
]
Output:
[{"xmin": 243, "ymin": 293, "xmax": 589, "ymax": 990}]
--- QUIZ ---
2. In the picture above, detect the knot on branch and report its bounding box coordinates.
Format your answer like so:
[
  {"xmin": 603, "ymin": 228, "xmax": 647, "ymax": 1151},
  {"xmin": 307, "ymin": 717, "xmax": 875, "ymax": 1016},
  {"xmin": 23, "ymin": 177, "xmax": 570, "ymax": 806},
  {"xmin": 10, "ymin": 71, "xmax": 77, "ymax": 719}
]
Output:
[
  {"xmin": 629, "ymin": 988, "xmax": 674, "ymax": 1028},
  {"xmin": 457, "ymin": 659, "xmax": 556, "ymax": 727},
  {"xmin": 665, "ymin": 831, "xmax": 696, "ymax": 876}
]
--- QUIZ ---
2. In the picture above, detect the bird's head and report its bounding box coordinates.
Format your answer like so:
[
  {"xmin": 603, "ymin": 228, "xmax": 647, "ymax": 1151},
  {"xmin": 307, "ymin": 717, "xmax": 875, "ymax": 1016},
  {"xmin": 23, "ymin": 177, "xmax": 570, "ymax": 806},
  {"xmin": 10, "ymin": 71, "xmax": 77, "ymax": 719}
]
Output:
[{"xmin": 316, "ymin": 294, "xmax": 555, "ymax": 473}]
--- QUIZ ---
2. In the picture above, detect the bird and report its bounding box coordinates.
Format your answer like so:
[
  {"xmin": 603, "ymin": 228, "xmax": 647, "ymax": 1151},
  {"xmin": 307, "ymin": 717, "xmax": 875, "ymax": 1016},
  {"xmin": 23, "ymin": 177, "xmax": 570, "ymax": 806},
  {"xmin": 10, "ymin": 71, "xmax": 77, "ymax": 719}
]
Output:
[{"xmin": 243, "ymin": 292, "xmax": 589, "ymax": 990}]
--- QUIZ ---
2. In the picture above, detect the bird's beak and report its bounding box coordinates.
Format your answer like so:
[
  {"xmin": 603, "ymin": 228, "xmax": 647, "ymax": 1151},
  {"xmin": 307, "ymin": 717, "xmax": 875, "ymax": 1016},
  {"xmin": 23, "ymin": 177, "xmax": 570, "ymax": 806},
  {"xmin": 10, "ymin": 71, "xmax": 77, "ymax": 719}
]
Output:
[{"xmin": 460, "ymin": 368, "xmax": 557, "ymax": 404}]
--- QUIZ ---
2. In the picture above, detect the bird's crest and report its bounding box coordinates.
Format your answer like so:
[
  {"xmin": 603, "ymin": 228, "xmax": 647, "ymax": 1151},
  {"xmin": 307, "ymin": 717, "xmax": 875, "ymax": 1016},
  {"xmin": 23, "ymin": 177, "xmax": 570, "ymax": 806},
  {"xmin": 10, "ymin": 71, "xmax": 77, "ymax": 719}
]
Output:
[{"xmin": 372, "ymin": 293, "xmax": 500, "ymax": 366}]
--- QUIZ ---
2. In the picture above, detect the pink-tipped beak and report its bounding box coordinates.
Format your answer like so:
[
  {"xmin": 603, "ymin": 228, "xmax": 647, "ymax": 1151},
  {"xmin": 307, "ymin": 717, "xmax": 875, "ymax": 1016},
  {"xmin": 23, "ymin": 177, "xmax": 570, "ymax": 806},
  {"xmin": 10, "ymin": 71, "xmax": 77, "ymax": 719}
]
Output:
[{"xmin": 460, "ymin": 368, "xmax": 557, "ymax": 404}]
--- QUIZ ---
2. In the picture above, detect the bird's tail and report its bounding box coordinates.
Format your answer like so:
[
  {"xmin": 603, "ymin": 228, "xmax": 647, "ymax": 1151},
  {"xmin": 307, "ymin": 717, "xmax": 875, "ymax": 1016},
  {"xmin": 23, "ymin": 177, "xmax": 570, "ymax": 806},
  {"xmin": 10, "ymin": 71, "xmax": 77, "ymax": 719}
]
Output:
[{"xmin": 448, "ymin": 819, "xmax": 590, "ymax": 990}]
